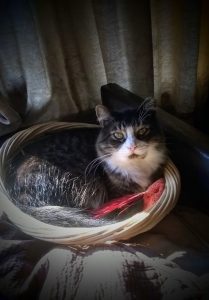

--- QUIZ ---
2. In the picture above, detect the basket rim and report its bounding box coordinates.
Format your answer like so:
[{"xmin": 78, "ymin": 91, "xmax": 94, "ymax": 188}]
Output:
[{"xmin": 0, "ymin": 121, "xmax": 181, "ymax": 245}]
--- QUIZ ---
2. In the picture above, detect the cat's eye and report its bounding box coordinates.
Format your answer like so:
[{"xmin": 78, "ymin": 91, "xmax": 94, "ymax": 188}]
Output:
[
  {"xmin": 137, "ymin": 127, "xmax": 149, "ymax": 136},
  {"xmin": 112, "ymin": 131, "xmax": 125, "ymax": 140}
]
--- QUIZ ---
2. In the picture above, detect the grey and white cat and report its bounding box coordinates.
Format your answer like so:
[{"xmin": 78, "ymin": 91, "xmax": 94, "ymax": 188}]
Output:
[{"xmin": 6, "ymin": 99, "xmax": 167, "ymax": 227}]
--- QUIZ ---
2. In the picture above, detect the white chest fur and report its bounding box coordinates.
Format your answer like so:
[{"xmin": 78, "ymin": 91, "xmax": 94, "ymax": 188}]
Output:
[{"xmin": 105, "ymin": 144, "xmax": 165, "ymax": 190}]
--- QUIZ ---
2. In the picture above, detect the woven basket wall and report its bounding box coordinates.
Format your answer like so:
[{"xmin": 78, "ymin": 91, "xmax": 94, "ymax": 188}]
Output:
[{"xmin": 0, "ymin": 122, "xmax": 181, "ymax": 245}]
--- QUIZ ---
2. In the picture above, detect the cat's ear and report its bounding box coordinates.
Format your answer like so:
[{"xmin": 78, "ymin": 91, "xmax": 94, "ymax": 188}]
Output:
[
  {"xmin": 95, "ymin": 105, "xmax": 113, "ymax": 127},
  {"xmin": 138, "ymin": 97, "xmax": 156, "ymax": 116},
  {"xmin": 142, "ymin": 97, "xmax": 156, "ymax": 111},
  {"xmin": 137, "ymin": 97, "xmax": 156, "ymax": 121}
]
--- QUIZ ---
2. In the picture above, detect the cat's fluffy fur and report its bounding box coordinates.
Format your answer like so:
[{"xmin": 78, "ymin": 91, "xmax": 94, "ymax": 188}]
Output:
[
  {"xmin": 96, "ymin": 103, "xmax": 166, "ymax": 197},
  {"xmin": 6, "ymin": 100, "xmax": 167, "ymax": 227}
]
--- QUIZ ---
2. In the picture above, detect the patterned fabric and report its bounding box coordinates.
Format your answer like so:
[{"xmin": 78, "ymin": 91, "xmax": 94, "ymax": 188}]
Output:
[{"xmin": 0, "ymin": 206, "xmax": 209, "ymax": 299}]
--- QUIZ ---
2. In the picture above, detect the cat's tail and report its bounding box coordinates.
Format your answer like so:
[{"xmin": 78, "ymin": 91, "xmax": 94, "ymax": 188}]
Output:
[{"xmin": 18, "ymin": 205, "xmax": 116, "ymax": 227}]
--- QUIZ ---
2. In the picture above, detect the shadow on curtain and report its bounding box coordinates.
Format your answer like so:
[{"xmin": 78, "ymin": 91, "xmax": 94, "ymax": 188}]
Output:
[{"xmin": 0, "ymin": 0, "xmax": 209, "ymax": 136}]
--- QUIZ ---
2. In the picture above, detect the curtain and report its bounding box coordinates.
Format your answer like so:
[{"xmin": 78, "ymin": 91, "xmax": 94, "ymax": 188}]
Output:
[{"xmin": 0, "ymin": 0, "xmax": 209, "ymax": 136}]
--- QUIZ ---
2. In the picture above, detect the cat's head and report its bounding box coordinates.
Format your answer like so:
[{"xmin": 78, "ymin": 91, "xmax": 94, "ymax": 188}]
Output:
[{"xmin": 95, "ymin": 99, "xmax": 166, "ymax": 179}]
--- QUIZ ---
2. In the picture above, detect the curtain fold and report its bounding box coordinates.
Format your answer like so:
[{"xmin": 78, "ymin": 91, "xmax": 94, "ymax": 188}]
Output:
[
  {"xmin": 197, "ymin": 0, "xmax": 209, "ymax": 108},
  {"xmin": 0, "ymin": 0, "xmax": 208, "ymax": 136},
  {"xmin": 151, "ymin": 0, "xmax": 201, "ymax": 115}
]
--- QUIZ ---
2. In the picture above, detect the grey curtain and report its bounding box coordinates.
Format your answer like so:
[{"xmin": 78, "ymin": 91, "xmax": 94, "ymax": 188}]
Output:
[{"xmin": 0, "ymin": 0, "xmax": 208, "ymax": 136}]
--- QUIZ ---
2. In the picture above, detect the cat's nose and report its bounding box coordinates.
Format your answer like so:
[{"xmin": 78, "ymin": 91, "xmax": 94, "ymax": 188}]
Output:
[{"xmin": 128, "ymin": 145, "xmax": 137, "ymax": 152}]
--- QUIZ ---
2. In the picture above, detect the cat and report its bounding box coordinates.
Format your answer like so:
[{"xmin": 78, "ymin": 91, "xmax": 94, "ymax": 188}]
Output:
[{"xmin": 6, "ymin": 99, "xmax": 167, "ymax": 227}]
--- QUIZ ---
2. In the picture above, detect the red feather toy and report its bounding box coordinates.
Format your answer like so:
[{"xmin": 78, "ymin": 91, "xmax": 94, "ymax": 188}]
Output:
[{"xmin": 92, "ymin": 178, "xmax": 165, "ymax": 219}]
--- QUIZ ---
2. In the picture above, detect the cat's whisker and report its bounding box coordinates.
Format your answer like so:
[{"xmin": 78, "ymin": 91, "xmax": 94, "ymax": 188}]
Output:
[
  {"xmin": 92, "ymin": 158, "xmax": 108, "ymax": 178},
  {"xmin": 84, "ymin": 154, "xmax": 110, "ymax": 180},
  {"xmin": 84, "ymin": 157, "xmax": 101, "ymax": 180},
  {"xmin": 86, "ymin": 155, "xmax": 111, "ymax": 181},
  {"xmin": 84, "ymin": 156, "xmax": 102, "ymax": 175}
]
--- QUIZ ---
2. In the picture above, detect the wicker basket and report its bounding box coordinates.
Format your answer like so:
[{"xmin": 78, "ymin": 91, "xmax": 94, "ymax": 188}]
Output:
[{"xmin": 0, "ymin": 122, "xmax": 181, "ymax": 245}]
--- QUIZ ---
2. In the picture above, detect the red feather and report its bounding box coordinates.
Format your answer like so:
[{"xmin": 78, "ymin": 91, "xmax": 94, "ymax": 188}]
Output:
[
  {"xmin": 91, "ymin": 178, "xmax": 165, "ymax": 219},
  {"xmin": 143, "ymin": 178, "xmax": 165, "ymax": 209}
]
